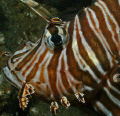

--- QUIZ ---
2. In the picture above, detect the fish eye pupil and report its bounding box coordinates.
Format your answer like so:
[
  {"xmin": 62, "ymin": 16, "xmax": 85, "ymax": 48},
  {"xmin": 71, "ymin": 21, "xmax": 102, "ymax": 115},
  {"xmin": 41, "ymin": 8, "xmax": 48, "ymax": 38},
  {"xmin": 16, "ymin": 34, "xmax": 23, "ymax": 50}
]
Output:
[
  {"xmin": 44, "ymin": 25, "xmax": 69, "ymax": 50},
  {"xmin": 51, "ymin": 34, "xmax": 62, "ymax": 46}
]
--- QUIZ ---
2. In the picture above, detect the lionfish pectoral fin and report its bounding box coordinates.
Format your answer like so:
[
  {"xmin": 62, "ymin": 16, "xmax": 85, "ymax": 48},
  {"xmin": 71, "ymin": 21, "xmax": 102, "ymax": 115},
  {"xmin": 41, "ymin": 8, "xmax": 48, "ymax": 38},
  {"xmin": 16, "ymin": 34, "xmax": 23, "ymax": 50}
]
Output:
[
  {"xmin": 18, "ymin": 81, "xmax": 35, "ymax": 110},
  {"xmin": 50, "ymin": 101, "xmax": 59, "ymax": 116},
  {"xmin": 110, "ymin": 65, "xmax": 120, "ymax": 83},
  {"xmin": 61, "ymin": 96, "xmax": 70, "ymax": 109},
  {"xmin": 75, "ymin": 92, "xmax": 85, "ymax": 103}
]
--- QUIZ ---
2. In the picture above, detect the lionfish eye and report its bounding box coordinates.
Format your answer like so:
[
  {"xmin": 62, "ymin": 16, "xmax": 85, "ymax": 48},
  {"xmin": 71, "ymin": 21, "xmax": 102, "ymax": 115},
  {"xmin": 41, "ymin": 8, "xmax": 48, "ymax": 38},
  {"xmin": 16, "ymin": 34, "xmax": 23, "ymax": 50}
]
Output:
[
  {"xmin": 44, "ymin": 23, "xmax": 69, "ymax": 51},
  {"xmin": 50, "ymin": 27, "xmax": 62, "ymax": 46},
  {"xmin": 51, "ymin": 34, "xmax": 62, "ymax": 46}
]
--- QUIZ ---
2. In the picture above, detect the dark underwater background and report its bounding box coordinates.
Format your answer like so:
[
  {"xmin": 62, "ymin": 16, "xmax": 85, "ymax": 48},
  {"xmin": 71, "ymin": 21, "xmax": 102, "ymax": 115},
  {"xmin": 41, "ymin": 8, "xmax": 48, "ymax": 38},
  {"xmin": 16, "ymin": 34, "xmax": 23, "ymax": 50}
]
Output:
[{"xmin": 0, "ymin": 0, "xmax": 99, "ymax": 116}]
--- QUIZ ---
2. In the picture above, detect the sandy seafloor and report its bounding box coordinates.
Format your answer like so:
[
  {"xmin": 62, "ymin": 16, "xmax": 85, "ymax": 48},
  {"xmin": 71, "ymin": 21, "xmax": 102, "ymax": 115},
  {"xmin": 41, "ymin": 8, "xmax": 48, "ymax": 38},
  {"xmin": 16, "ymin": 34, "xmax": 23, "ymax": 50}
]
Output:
[{"xmin": 0, "ymin": 0, "xmax": 100, "ymax": 116}]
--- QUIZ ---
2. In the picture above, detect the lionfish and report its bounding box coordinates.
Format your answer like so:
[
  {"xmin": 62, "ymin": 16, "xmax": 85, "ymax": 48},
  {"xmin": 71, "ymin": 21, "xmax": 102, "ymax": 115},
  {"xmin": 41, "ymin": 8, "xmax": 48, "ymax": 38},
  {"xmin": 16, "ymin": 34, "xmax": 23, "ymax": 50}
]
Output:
[{"xmin": 3, "ymin": 0, "xmax": 120, "ymax": 115}]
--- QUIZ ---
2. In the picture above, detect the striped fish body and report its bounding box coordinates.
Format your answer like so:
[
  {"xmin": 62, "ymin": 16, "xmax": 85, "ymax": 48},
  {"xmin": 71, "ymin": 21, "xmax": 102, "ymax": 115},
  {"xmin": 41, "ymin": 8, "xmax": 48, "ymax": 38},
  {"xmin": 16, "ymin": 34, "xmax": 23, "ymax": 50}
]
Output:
[{"xmin": 3, "ymin": 0, "xmax": 120, "ymax": 115}]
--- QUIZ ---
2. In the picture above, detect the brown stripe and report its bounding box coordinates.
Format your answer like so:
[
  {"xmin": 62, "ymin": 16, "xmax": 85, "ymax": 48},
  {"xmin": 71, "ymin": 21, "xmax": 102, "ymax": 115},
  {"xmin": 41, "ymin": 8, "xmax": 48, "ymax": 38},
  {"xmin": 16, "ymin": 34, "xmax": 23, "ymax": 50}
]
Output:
[
  {"xmin": 66, "ymin": 19, "xmax": 98, "ymax": 88},
  {"xmin": 16, "ymin": 39, "xmax": 42, "ymax": 70},
  {"xmin": 38, "ymin": 54, "xmax": 48, "ymax": 84},
  {"xmin": 46, "ymin": 85, "xmax": 51, "ymax": 98},
  {"xmin": 78, "ymin": 9, "xmax": 110, "ymax": 71},
  {"xmin": 91, "ymin": 5, "xmax": 119, "ymax": 60},
  {"xmin": 39, "ymin": 67, "xmax": 46, "ymax": 83},
  {"xmin": 25, "ymin": 49, "xmax": 48, "ymax": 82},
  {"xmin": 98, "ymin": 90, "xmax": 120, "ymax": 116},
  {"xmin": 32, "ymin": 82, "xmax": 42, "ymax": 92},
  {"xmin": 75, "ymin": 13, "xmax": 103, "ymax": 82},
  {"xmin": 58, "ymin": 78, "xmax": 64, "ymax": 95},
  {"xmin": 76, "ymin": 15, "xmax": 104, "ymax": 81},
  {"xmin": 47, "ymin": 51, "xmax": 61, "ymax": 99},
  {"xmin": 12, "ymin": 71, "xmax": 22, "ymax": 83},
  {"xmin": 104, "ymin": 0, "xmax": 120, "ymax": 27},
  {"xmin": 11, "ymin": 50, "xmax": 30, "ymax": 63},
  {"xmin": 7, "ymin": 61, "xmax": 22, "ymax": 83},
  {"xmin": 61, "ymin": 56, "xmax": 73, "ymax": 94},
  {"xmin": 99, "ymin": 1, "xmax": 120, "ymax": 59},
  {"xmin": 106, "ymin": 83, "xmax": 120, "ymax": 101},
  {"xmin": 30, "ymin": 78, "xmax": 51, "ymax": 99},
  {"xmin": 22, "ymin": 47, "xmax": 47, "ymax": 77}
]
